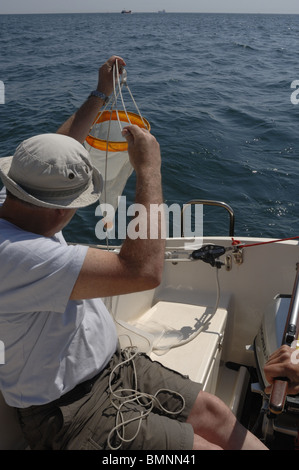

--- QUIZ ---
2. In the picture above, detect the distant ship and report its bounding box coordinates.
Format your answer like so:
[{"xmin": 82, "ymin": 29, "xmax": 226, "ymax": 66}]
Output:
[
  {"xmin": 158, "ymin": 10, "xmax": 166, "ymax": 13},
  {"xmin": 121, "ymin": 10, "xmax": 132, "ymax": 14}
]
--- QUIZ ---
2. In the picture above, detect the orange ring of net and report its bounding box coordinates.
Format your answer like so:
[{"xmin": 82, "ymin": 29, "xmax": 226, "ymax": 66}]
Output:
[{"xmin": 86, "ymin": 110, "xmax": 150, "ymax": 152}]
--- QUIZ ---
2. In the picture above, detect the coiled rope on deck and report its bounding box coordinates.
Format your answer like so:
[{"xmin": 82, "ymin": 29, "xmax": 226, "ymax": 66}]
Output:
[{"xmin": 107, "ymin": 346, "xmax": 186, "ymax": 450}]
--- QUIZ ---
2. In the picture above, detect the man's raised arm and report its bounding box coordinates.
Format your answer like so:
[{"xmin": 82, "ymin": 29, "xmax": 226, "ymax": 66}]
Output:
[
  {"xmin": 70, "ymin": 124, "xmax": 165, "ymax": 300},
  {"xmin": 57, "ymin": 55, "xmax": 126, "ymax": 144}
]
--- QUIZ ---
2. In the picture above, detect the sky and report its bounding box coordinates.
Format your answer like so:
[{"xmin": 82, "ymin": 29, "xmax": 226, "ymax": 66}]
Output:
[{"xmin": 1, "ymin": 0, "xmax": 299, "ymax": 15}]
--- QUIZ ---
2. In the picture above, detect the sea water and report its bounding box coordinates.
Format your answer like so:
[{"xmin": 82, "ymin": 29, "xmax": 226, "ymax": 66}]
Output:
[{"xmin": 0, "ymin": 12, "xmax": 299, "ymax": 243}]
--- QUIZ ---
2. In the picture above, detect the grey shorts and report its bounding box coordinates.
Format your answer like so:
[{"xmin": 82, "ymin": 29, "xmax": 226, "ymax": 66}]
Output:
[{"xmin": 17, "ymin": 348, "xmax": 201, "ymax": 450}]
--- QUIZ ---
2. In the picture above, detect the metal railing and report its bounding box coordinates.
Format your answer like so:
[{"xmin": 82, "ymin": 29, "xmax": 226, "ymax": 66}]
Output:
[{"xmin": 181, "ymin": 199, "xmax": 235, "ymax": 237}]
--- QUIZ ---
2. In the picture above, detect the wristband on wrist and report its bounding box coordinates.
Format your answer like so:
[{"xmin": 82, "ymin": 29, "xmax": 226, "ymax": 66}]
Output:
[{"xmin": 88, "ymin": 90, "xmax": 110, "ymax": 104}]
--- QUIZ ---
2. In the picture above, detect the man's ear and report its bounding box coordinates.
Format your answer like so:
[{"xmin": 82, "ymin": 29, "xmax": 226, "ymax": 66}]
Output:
[
  {"xmin": 54, "ymin": 208, "xmax": 77, "ymax": 225},
  {"xmin": 56, "ymin": 208, "xmax": 67, "ymax": 217}
]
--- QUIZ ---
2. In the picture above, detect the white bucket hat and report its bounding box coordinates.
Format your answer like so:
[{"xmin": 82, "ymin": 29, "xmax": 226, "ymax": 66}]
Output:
[{"xmin": 0, "ymin": 133, "xmax": 103, "ymax": 209}]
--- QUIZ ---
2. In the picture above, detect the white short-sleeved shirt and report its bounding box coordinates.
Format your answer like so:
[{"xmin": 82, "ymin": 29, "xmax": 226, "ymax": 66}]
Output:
[{"xmin": 0, "ymin": 188, "xmax": 118, "ymax": 408}]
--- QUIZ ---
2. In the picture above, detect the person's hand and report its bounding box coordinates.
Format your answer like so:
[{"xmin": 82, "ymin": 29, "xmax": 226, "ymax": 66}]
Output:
[
  {"xmin": 264, "ymin": 345, "xmax": 299, "ymax": 395},
  {"xmin": 122, "ymin": 125, "xmax": 161, "ymax": 175},
  {"xmin": 97, "ymin": 55, "xmax": 126, "ymax": 97}
]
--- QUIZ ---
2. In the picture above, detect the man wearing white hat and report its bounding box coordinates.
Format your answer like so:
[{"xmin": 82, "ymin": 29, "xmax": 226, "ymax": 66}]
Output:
[{"xmin": 0, "ymin": 56, "xmax": 267, "ymax": 451}]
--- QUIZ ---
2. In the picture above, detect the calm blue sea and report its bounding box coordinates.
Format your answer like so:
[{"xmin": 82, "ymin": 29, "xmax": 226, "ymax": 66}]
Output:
[{"xmin": 1, "ymin": 12, "xmax": 299, "ymax": 243}]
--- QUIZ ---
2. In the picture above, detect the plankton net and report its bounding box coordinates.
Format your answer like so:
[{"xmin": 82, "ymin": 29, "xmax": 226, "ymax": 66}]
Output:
[{"xmin": 84, "ymin": 62, "xmax": 150, "ymax": 233}]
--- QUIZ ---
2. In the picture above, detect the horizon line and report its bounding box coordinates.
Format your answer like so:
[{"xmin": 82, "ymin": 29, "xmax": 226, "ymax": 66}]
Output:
[{"xmin": 1, "ymin": 10, "xmax": 299, "ymax": 15}]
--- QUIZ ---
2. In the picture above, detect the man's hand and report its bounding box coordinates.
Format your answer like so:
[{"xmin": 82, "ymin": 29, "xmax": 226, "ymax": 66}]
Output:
[
  {"xmin": 56, "ymin": 55, "xmax": 126, "ymax": 143},
  {"xmin": 264, "ymin": 345, "xmax": 299, "ymax": 395},
  {"xmin": 97, "ymin": 55, "xmax": 126, "ymax": 97},
  {"xmin": 122, "ymin": 125, "xmax": 161, "ymax": 176}
]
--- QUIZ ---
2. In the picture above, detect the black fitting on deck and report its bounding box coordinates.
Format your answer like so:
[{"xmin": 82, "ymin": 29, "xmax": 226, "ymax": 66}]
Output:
[{"xmin": 190, "ymin": 244, "xmax": 226, "ymax": 268}]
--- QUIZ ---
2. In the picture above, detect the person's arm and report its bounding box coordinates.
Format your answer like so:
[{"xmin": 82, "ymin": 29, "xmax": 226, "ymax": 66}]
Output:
[
  {"xmin": 264, "ymin": 345, "xmax": 299, "ymax": 395},
  {"xmin": 70, "ymin": 124, "xmax": 165, "ymax": 299},
  {"xmin": 57, "ymin": 55, "xmax": 126, "ymax": 144}
]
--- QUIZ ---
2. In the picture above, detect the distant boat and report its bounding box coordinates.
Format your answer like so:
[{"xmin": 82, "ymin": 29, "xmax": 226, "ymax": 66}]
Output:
[
  {"xmin": 158, "ymin": 10, "xmax": 166, "ymax": 13},
  {"xmin": 121, "ymin": 10, "xmax": 132, "ymax": 14}
]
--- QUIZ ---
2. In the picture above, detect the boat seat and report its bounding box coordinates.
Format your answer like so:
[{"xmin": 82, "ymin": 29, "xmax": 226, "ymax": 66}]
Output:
[{"xmin": 115, "ymin": 300, "xmax": 228, "ymax": 394}]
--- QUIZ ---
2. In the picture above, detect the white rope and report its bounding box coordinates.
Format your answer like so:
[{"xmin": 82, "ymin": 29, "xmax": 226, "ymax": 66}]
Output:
[
  {"xmin": 112, "ymin": 59, "xmax": 149, "ymax": 132},
  {"xmin": 101, "ymin": 61, "xmax": 127, "ymax": 249},
  {"xmin": 89, "ymin": 62, "xmax": 148, "ymax": 249},
  {"xmin": 107, "ymin": 346, "xmax": 186, "ymax": 450},
  {"xmin": 103, "ymin": 105, "xmax": 114, "ymax": 250},
  {"xmin": 112, "ymin": 60, "xmax": 126, "ymax": 133},
  {"xmin": 125, "ymin": 82, "xmax": 148, "ymax": 129},
  {"xmin": 114, "ymin": 60, "xmax": 132, "ymax": 127}
]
